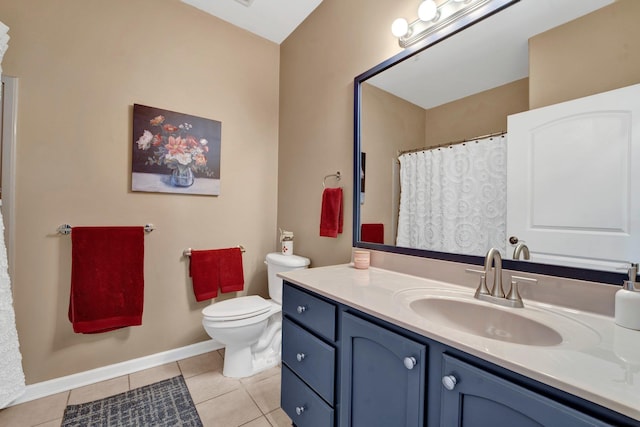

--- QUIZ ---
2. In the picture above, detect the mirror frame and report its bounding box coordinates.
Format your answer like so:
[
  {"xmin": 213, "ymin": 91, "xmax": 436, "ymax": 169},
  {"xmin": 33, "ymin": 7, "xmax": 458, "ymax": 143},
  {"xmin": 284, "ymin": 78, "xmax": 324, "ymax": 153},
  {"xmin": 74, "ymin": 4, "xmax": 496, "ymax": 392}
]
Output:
[{"xmin": 353, "ymin": 0, "xmax": 623, "ymax": 286}]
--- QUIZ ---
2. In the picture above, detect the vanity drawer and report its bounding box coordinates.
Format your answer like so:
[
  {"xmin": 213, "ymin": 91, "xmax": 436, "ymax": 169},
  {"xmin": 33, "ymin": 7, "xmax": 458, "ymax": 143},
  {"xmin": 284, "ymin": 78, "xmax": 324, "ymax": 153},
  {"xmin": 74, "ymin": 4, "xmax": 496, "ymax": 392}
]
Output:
[
  {"xmin": 281, "ymin": 365, "xmax": 334, "ymax": 427},
  {"xmin": 282, "ymin": 317, "xmax": 335, "ymax": 404},
  {"xmin": 283, "ymin": 283, "xmax": 336, "ymax": 341}
]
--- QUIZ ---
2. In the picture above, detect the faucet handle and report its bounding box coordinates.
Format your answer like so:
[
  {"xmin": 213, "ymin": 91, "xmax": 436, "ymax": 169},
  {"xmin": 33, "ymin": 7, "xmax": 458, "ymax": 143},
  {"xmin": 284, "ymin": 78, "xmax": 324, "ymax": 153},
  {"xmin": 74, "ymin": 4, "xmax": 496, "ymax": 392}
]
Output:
[
  {"xmin": 466, "ymin": 268, "xmax": 490, "ymax": 297},
  {"xmin": 511, "ymin": 275, "xmax": 538, "ymax": 285},
  {"xmin": 507, "ymin": 275, "xmax": 538, "ymax": 307},
  {"xmin": 615, "ymin": 263, "xmax": 639, "ymax": 282}
]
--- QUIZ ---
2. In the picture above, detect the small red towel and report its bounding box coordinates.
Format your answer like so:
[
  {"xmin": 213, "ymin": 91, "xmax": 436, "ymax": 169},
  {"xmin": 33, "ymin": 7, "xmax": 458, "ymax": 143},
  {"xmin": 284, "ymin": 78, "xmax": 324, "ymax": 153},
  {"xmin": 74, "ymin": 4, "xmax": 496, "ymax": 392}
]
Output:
[
  {"xmin": 190, "ymin": 250, "xmax": 220, "ymax": 301},
  {"xmin": 320, "ymin": 187, "xmax": 343, "ymax": 238},
  {"xmin": 361, "ymin": 223, "xmax": 384, "ymax": 244},
  {"xmin": 190, "ymin": 248, "xmax": 244, "ymax": 301},
  {"xmin": 69, "ymin": 227, "xmax": 144, "ymax": 334},
  {"xmin": 219, "ymin": 248, "xmax": 244, "ymax": 293}
]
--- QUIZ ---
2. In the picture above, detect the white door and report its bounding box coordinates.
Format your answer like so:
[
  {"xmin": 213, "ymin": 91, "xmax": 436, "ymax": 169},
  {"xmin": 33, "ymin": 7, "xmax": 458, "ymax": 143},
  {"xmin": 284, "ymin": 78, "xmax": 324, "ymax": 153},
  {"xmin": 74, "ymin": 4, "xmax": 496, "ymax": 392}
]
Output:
[{"xmin": 507, "ymin": 83, "xmax": 640, "ymax": 271}]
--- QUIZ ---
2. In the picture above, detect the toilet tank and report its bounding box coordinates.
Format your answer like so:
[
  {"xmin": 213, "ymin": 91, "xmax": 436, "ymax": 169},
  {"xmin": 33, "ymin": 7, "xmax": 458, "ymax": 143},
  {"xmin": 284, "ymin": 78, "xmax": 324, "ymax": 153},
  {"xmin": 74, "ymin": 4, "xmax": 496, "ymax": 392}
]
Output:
[{"xmin": 265, "ymin": 252, "xmax": 310, "ymax": 305}]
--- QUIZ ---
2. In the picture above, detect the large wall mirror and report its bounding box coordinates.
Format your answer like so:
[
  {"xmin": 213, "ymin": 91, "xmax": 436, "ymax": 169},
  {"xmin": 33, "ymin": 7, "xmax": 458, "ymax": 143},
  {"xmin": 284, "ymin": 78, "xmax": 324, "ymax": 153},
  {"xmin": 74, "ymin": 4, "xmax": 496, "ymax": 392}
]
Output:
[{"xmin": 353, "ymin": 0, "xmax": 640, "ymax": 285}]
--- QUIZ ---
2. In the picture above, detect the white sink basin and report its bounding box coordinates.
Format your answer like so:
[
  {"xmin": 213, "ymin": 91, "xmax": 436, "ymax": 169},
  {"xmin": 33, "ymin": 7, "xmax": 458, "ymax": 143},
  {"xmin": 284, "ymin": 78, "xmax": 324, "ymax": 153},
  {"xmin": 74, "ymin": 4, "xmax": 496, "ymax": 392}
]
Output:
[{"xmin": 393, "ymin": 287, "xmax": 600, "ymax": 348}]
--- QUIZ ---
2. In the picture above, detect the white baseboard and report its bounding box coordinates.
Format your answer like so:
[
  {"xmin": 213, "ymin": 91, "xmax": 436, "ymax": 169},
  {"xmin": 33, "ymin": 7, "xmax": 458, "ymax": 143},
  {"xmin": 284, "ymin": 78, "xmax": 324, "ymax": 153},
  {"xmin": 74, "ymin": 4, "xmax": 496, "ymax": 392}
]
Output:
[{"xmin": 9, "ymin": 340, "xmax": 223, "ymax": 407}]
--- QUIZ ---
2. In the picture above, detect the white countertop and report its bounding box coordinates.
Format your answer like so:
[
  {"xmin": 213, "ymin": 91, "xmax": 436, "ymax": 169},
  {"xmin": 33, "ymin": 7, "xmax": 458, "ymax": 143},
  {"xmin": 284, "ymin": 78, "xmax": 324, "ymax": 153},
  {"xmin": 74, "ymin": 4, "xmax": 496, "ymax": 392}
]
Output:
[{"xmin": 279, "ymin": 264, "xmax": 640, "ymax": 422}]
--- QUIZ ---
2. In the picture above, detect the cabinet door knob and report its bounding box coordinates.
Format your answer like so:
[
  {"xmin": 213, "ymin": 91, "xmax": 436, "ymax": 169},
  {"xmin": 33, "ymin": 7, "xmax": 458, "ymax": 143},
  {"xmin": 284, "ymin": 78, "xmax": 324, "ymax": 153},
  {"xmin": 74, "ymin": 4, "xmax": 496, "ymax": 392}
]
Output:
[
  {"xmin": 296, "ymin": 305, "xmax": 307, "ymax": 314},
  {"xmin": 295, "ymin": 405, "xmax": 306, "ymax": 416},
  {"xmin": 403, "ymin": 356, "xmax": 417, "ymax": 370},
  {"xmin": 442, "ymin": 374, "xmax": 458, "ymax": 391},
  {"xmin": 296, "ymin": 353, "xmax": 306, "ymax": 362}
]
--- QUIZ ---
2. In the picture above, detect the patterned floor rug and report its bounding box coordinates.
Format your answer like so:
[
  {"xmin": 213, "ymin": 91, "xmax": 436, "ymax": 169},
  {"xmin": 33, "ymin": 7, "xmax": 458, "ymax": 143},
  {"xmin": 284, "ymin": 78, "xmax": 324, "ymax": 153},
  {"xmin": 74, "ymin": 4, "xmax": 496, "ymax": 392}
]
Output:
[{"xmin": 61, "ymin": 375, "xmax": 202, "ymax": 426}]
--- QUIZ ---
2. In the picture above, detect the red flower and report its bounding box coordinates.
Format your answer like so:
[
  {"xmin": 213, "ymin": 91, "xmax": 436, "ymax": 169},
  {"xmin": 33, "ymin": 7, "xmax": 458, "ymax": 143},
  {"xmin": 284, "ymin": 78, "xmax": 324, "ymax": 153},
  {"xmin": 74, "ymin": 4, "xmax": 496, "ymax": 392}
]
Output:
[
  {"xmin": 165, "ymin": 136, "xmax": 187, "ymax": 155},
  {"xmin": 185, "ymin": 135, "xmax": 199, "ymax": 148},
  {"xmin": 163, "ymin": 124, "xmax": 178, "ymax": 133},
  {"xmin": 152, "ymin": 134, "xmax": 163, "ymax": 146}
]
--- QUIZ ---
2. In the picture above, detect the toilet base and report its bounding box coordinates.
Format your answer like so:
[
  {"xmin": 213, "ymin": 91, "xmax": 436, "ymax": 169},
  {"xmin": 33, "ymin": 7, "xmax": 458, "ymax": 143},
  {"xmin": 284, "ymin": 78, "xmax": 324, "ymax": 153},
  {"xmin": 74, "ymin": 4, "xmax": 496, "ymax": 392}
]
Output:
[
  {"xmin": 222, "ymin": 344, "xmax": 280, "ymax": 378},
  {"xmin": 220, "ymin": 314, "xmax": 282, "ymax": 378}
]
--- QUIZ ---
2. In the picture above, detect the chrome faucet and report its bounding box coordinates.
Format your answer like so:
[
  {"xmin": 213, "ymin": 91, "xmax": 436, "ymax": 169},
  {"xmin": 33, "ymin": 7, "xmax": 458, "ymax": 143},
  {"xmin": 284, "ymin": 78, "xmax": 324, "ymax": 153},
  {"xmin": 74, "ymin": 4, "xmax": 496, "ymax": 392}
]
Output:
[
  {"xmin": 466, "ymin": 248, "xmax": 538, "ymax": 308},
  {"xmin": 513, "ymin": 242, "xmax": 530, "ymax": 260}
]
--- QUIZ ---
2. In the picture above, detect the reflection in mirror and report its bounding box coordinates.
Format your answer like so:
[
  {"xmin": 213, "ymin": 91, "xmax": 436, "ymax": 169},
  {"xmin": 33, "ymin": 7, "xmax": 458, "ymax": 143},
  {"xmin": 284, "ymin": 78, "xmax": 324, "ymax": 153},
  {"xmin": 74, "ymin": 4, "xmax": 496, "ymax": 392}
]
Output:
[{"xmin": 354, "ymin": 0, "xmax": 640, "ymax": 284}]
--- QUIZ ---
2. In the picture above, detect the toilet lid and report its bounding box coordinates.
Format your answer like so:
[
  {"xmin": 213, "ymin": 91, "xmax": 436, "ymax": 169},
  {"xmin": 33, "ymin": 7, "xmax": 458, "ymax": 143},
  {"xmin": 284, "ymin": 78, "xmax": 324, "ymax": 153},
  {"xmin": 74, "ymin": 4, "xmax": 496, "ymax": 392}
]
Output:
[{"xmin": 202, "ymin": 295, "xmax": 272, "ymax": 321}]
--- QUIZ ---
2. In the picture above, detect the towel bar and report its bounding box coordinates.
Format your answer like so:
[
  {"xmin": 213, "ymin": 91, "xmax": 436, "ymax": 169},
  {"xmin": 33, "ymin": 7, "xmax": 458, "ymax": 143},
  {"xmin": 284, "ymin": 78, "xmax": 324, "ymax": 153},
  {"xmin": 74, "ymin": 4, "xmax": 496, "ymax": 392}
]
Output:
[
  {"xmin": 183, "ymin": 245, "xmax": 246, "ymax": 257},
  {"xmin": 57, "ymin": 223, "xmax": 155, "ymax": 235}
]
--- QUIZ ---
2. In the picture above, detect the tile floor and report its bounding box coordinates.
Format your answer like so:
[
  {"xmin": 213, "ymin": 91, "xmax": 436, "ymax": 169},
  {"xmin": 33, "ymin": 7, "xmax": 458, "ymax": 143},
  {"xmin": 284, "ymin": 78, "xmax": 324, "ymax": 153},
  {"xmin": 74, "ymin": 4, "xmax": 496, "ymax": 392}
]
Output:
[{"xmin": 0, "ymin": 349, "xmax": 292, "ymax": 427}]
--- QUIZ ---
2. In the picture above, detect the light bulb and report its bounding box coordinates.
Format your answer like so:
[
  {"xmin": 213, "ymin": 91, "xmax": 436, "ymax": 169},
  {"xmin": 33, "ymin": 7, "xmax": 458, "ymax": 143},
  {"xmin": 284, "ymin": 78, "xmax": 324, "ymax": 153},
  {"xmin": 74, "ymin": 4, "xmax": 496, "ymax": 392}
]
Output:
[
  {"xmin": 391, "ymin": 18, "xmax": 409, "ymax": 37},
  {"xmin": 418, "ymin": 0, "xmax": 438, "ymax": 21}
]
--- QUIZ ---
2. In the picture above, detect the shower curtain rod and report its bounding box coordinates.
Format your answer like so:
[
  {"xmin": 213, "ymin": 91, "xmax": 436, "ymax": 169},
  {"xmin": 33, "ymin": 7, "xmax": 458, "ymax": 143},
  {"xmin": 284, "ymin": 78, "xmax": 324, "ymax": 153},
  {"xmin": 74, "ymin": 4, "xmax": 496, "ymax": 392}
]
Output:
[{"xmin": 397, "ymin": 130, "xmax": 506, "ymax": 157}]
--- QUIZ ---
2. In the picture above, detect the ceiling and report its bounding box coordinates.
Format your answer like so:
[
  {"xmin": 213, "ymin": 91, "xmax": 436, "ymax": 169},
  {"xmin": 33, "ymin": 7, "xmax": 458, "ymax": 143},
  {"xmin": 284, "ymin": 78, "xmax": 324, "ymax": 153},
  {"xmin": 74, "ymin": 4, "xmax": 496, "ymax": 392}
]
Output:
[
  {"xmin": 181, "ymin": 0, "xmax": 323, "ymax": 44},
  {"xmin": 367, "ymin": 0, "xmax": 614, "ymax": 109}
]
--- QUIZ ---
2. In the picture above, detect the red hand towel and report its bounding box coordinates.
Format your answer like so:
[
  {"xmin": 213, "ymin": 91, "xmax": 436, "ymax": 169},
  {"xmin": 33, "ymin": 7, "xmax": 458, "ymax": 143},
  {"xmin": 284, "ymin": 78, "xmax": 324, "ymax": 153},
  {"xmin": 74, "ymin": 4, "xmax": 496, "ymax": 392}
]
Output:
[
  {"xmin": 361, "ymin": 223, "xmax": 384, "ymax": 244},
  {"xmin": 68, "ymin": 227, "xmax": 144, "ymax": 334},
  {"xmin": 190, "ymin": 250, "xmax": 220, "ymax": 301},
  {"xmin": 219, "ymin": 247, "xmax": 244, "ymax": 293},
  {"xmin": 320, "ymin": 187, "xmax": 343, "ymax": 238},
  {"xmin": 189, "ymin": 248, "xmax": 245, "ymax": 300}
]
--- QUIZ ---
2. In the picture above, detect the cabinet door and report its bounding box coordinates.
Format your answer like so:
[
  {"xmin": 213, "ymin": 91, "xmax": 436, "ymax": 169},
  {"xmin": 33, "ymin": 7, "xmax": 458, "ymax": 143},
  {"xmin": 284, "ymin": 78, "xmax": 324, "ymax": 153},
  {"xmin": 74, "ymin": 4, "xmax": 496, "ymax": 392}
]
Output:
[
  {"xmin": 340, "ymin": 312, "xmax": 427, "ymax": 427},
  {"xmin": 441, "ymin": 355, "xmax": 611, "ymax": 427}
]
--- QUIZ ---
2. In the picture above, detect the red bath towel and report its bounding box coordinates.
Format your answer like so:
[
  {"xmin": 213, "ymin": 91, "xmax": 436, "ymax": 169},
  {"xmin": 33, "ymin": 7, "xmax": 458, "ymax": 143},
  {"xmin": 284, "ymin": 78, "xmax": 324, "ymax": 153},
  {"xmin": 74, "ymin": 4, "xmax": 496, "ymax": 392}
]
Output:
[
  {"xmin": 190, "ymin": 248, "xmax": 244, "ymax": 301},
  {"xmin": 361, "ymin": 223, "xmax": 384, "ymax": 244},
  {"xmin": 320, "ymin": 187, "xmax": 343, "ymax": 238},
  {"xmin": 69, "ymin": 227, "xmax": 144, "ymax": 334}
]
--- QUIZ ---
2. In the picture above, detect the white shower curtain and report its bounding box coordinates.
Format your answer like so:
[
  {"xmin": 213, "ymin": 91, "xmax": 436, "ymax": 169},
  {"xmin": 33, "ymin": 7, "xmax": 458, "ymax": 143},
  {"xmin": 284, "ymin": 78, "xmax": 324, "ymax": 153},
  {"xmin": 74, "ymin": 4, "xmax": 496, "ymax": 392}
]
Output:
[
  {"xmin": 0, "ymin": 21, "xmax": 24, "ymax": 409},
  {"xmin": 396, "ymin": 134, "xmax": 507, "ymax": 256}
]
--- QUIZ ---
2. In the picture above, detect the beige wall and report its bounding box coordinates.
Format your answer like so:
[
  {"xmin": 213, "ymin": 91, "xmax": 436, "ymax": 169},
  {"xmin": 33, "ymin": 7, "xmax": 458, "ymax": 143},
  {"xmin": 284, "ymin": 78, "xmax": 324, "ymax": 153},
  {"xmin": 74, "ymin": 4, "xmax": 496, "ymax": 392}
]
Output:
[
  {"xmin": 0, "ymin": 0, "xmax": 280, "ymax": 383},
  {"xmin": 424, "ymin": 78, "xmax": 529, "ymax": 146},
  {"xmin": 278, "ymin": 0, "xmax": 405, "ymax": 266},
  {"xmin": 530, "ymin": 0, "xmax": 640, "ymax": 109},
  {"xmin": 360, "ymin": 84, "xmax": 425, "ymax": 245}
]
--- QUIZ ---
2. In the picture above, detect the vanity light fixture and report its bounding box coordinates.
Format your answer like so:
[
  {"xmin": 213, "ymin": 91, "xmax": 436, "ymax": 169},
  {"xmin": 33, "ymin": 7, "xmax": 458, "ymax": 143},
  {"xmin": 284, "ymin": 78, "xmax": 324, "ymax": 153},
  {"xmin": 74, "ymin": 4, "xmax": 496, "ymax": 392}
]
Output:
[{"xmin": 392, "ymin": 0, "xmax": 492, "ymax": 48}]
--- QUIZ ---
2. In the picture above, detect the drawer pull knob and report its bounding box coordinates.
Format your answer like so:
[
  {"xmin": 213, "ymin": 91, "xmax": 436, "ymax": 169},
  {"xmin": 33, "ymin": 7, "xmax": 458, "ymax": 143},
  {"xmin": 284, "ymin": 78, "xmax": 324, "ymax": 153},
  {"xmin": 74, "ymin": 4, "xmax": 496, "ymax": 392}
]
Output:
[
  {"xmin": 403, "ymin": 356, "xmax": 417, "ymax": 370},
  {"xmin": 442, "ymin": 374, "xmax": 458, "ymax": 391},
  {"xmin": 296, "ymin": 353, "xmax": 306, "ymax": 362},
  {"xmin": 295, "ymin": 405, "xmax": 306, "ymax": 416},
  {"xmin": 296, "ymin": 305, "xmax": 307, "ymax": 314}
]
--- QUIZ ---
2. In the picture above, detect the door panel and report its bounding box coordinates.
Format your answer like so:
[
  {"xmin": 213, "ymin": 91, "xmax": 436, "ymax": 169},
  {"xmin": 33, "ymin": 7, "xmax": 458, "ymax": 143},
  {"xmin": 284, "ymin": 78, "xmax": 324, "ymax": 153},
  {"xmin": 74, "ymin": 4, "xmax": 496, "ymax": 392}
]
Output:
[{"xmin": 507, "ymin": 83, "xmax": 640, "ymax": 270}]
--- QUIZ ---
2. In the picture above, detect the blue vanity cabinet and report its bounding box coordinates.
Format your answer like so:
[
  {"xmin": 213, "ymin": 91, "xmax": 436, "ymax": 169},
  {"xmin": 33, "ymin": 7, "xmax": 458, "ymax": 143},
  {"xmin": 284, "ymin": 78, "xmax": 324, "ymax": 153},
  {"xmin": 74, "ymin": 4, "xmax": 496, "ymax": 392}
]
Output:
[
  {"xmin": 281, "ymin": 283, "xmax": 338, "ymax": 427},
  {"xmin": 340, "ymin": 312, "xmax": 427, "ymax": 427},
  {"xmin": 440, "ymin": 355, "xmax": 611, "ymax": 427},
  {"xmin": 281, "ymin": 282, "xmax": 638, "ymax": 427}
]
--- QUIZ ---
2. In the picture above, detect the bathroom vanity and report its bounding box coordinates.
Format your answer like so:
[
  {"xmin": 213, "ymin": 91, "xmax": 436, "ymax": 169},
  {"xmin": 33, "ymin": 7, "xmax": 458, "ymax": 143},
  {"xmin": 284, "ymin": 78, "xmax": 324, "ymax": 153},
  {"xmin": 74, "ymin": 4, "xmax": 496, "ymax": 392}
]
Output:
[{"xmin": 279, "ymin": 265, "xmax": 640, "ymax": 427}]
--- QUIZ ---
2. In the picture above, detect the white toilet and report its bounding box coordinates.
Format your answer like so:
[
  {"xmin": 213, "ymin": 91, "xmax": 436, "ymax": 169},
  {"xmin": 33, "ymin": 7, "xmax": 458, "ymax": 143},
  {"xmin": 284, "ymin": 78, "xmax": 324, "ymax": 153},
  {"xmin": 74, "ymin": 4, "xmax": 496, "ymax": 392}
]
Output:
[{"xmin": 202, "ymin": 252, "xmax": 310, "ymax": 378}]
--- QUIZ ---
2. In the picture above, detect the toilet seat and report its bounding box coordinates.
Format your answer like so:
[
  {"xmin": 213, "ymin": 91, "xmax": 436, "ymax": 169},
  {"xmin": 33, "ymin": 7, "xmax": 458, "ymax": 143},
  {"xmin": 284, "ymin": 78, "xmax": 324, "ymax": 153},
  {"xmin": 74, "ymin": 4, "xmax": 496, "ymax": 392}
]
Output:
[{"xmin": 202, "ymin": 295, "xmax": 272, "ymax": 321}]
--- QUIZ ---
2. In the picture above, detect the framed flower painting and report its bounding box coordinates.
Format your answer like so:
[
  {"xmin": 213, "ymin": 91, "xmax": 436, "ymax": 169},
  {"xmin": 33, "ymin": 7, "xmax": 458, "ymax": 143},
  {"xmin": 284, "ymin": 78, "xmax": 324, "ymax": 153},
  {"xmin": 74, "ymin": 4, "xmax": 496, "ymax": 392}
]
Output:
[{"xmin": 131, "ymin": 104, "xmax": 221, "ymax": 196}]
